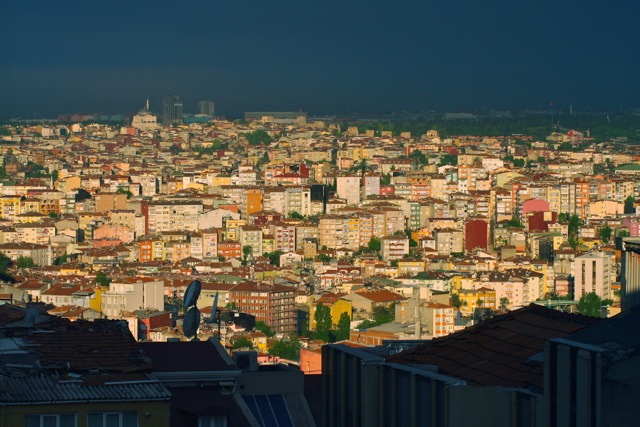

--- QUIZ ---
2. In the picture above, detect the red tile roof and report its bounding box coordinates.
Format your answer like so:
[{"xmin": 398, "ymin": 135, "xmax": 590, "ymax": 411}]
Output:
[
  {"xmin": 387, "ymin": 304, "xmax": 599, "ymax": 391},
  {"xmin": 354, "ymin": 288, "xmax": 406, "ymax": 303}
]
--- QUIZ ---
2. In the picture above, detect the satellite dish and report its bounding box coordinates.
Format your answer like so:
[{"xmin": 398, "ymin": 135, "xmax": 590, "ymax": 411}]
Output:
[
  {"xmin": 183, "ymin": 280, "xmax": 201, "ymax": 308},
  {"xmin": 183, "ymin": 306, "xmax": 201, "ymax": 339}
]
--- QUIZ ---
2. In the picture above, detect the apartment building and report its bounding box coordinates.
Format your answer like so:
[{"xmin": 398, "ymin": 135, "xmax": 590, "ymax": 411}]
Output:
[
  {"xmin": 147, "ymin": 201, "xmax": 203, "ymax": 233},
  {"xmin": 574, "ymin": 251, "xmax": 613, "ymax": 301},
  {"xmin": 101, "ymin": 277, "xmax": 164, "ymax": 319},
  {"xmin": 229, "ymin": 281, "xmax": 297, "ymax": 333}
]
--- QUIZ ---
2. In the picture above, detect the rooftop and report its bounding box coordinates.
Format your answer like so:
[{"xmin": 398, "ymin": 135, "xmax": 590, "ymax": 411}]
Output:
[{"xmin": 387, "ymin": 304, "xmax": 599, "ymax": 391}]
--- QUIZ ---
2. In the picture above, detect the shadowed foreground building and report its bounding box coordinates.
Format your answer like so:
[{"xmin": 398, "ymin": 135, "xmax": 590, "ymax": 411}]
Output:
[
  {"xmin": 0, "ymin": 304, "xmax": 172, "ymax": 427},
  {"xmin": 323, "ymin": 298, "xmax": 640, "ymax": 427},
  {"xmin": 0, "ymin": 304, "xmax": 315, "ymax": 427},
  {"xmin": 322, "ymin": 304, "xmax": 599, "ymax": 427}
]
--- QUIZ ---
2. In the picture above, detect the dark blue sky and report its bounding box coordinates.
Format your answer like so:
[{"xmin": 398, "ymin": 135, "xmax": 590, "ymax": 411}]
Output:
[{"xmin": 3, "ymin": 0, "xmax": 639, "ymax": 118}]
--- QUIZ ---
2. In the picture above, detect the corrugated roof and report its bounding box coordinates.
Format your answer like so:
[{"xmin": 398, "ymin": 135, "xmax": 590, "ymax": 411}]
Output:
[
  {"xmin": 387, "ymin": 304, "xmax": 599, "ymax": 391},
  {"xmin": 0, "ymin": 373, "xmax": 171, "ymax": 403}
]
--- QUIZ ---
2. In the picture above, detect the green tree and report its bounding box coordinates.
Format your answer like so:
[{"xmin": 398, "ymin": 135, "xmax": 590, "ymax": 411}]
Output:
[
  {"xmin": 117, "ymin": 186, "xmax": 133, "ymax": 199},
  {"xmin": 558, "ymin": 142, "xmax": 573, "ymax": 151},
  {"xmin": 242, "ymin": 245, "xmax": 253, "ymax": 265},
  {"xmin": 335, "ymin": 312, "xmax": 351, "ymax": 341},
  {"xmin": 0, "ymin": 252, "xmax": 12, "ymax": 281},
  {"xmin": 268, "ymin": 337, "xmax": 302, "ymax": 361},
  {"xmin": 357, "ymin": 319, "xmax": 378, "ymax": 330},
  {"xmin": 225, "ymin": 302, "xmax": 239, "ymax": 310},
  {"xmin": 513, "ymin": 158, "xmax": 525, "ymax": 167},
  {"xmin": 314, "ymin": 303, "xmax": 333, "ymax": 342},
  {"xmin": 244, "ymin": 129, "xmax": 272, "ymax": 145},
  {"xmin": 625, "ymin": 196, "xmax": 636, "ymax": 214},
  {"xmin": 500, "ymin": 297, "xmax": 509, "ymax": 311},
  {"xmin": 367, "ymin": 237, "xmax": 381, "ymax": 252},
  {"xmin": 568, "ymin": 214, "xmax": 582, "ymax": 237},
  {"xmin": 409, "ymin": 149, "xmax": 428, "ymax": 165},
  {"xmin": 618, "ymin": 229, "xmax": 630, "ymax": 238},
  {"xmin": 263, "ymin": 250, "xmax": 283, "ymax": 267},
  {"xmin": 95, "ymin": 271, "xmax": 110, "ymax": 287},
  {"xmin": 53, "ymin": 254, "xmax": 68, "ymax": 266},
  {"xmin": 16, "ymin": 256, "xmax": 35, "ymax": 269},
  {"xmin": 438, "ymin": 153, "xmax": 458, "ymax": 166},
  {"xmin": 577, "ymin": 292, "xmax": 603, "ymax": 317},
  {"xmin": 451, "ymin": 293, "xmax": 462, "ymax": 308},
  {"xmin": 255, "ymin": 320, "xmax": 275, "ymax": 337},
  {"xmin": 232, "ymin": 337, "xmax": 254, "ymax": 350},
  {"xmin": 373, "ymin": 305, "xmax": 393, "ymax": 325},
  {"xmin": 599, "ymin": 225, "xmax": 612, "ymax": 244},
  {"xmin": 506, "ymin": 217, "xmax": 523, "ymax": 228},
  {"xmin": 289, "ymin": 211, "xmax": 304, "ymax": 220},
  {"xmin": 316, "ymin": 253, "xmax": 333, "ymax": 263}
]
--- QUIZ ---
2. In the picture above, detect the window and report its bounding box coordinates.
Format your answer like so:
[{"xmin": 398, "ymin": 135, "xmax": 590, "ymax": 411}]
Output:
[
  {"xmin": 198, "ymin": 416, "xmax": 227, "ymax": 427},
  {"xmin": 87, "ymin": 412, "xmax": 137, "ymax": 427},
  {"xmin": 25, "ymin": 414, "xmax": 76, "ymax": 427}
]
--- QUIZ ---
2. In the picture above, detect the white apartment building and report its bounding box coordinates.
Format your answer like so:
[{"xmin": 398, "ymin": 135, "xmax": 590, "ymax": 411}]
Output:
[
  {"xmin": 147, "ymin": 200, "xmax": 203, "ymax": 233},
  {"xmin": 573, "ymin": 252, "xmax": 612, "ymax": 301},
  {"xmin": 336, "ymin": 176, "xmax": 361, "ymax": 205},
  {"xmin": 101, "ymin": 277, "xmax": 164, "ymax": 319}
]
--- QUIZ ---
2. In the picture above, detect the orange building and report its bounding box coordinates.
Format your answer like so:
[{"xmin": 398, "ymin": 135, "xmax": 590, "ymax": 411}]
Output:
[
  {"xmin": 246, "ymin": 188, "xmax": 263, "ymax": 216},
  {"xmin": 217, "ymin": 241, "xmax": 241, "ymax": 259}
]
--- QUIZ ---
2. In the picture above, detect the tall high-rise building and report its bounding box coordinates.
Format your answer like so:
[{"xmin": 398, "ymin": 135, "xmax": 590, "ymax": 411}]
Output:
[
  {"xmin": 197, "ymin": 100, "xmax": 215, "ymax": 116},
  {"xmin": 162, "ymin": 92, "xmax": 183, "ymax": 125}
]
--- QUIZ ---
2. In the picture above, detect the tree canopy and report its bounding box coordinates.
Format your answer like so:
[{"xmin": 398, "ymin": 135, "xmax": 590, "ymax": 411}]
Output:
[
  {"xmin": 232, "ymin": 337, "xmax": 254, "ymax": 350},
  {"xmin": 95, "ymin": 271, "xmax": 111, "ymax": 287},
  {"xmin": 335, "ymin": 311, "xmax": 351, "ymax": 341},
  {"xmin": 244, "ymin": 129, "xmax": 272, "ymax": 145},
  {"xmin": 314, "ymin": 303, "xmax": 333, "ymax": 342},
  {"xmin": 254, "ymin": 320, "xmax": 275, "ymax": 337},
  {"xmin": 268, "ymin": 337, "xmax": 301, "ymax": 361},
  {"xmin": 577, "ymin": 292, "xmax": 603, "ymax": 317},
  {"xmin": 16, "ymin": 256, "xmax": 35, "ymax": 269}
]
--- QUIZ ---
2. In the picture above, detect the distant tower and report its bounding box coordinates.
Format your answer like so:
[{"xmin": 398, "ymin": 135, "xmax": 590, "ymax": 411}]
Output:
[
  {"xmin": 162, "ymin": 90, "xmax": 183, "ymax": 125},
  {"xmin": 197, "ymin": 100, "xmax": 215, "ymax": 116}
]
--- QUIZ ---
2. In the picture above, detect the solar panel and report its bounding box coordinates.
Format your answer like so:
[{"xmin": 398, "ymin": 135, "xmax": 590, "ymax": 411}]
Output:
[{"xmin": 243, "ymin": 395, "xmax": 294, "ymax": 427}]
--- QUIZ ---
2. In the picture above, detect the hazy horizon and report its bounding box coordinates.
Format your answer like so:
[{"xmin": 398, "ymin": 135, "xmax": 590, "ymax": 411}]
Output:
[{"xmin": 3, "ymin": 0, "xmax": 639, "ymax": 119}]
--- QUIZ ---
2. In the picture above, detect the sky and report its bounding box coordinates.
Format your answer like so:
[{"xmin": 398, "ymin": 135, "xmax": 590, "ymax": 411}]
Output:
[{"xmin": 2, "ymin": 0, "xmax": 640, "ymax": 118}]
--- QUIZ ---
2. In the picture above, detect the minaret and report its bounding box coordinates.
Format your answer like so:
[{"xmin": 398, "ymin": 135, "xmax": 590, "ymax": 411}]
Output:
[{"xmin": 146, "ymin": 97, "xmax": 150, "ymax": 110}]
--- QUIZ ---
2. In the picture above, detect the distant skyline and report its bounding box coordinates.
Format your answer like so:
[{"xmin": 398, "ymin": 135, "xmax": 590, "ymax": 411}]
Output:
[{"xmin": 3, "ymin": 0, "xmax": 640, "ymax": 119}]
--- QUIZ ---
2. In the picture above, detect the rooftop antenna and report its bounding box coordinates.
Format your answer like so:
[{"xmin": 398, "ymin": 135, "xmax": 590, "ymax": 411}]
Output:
[{"xmin": 206, "ymin": 291, "xmax": 222, "ymax": 340}]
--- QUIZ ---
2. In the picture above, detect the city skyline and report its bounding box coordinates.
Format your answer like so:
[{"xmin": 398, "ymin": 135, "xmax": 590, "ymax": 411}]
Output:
[{"xmin": 3, "ymin": 0, "xmax": 640, "ymax": 118}]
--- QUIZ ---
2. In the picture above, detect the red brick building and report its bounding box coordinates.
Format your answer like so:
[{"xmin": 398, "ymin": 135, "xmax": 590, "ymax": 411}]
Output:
[{"xmin": 229, "ymin": 281, "xmax": 297, "ymax": 333}]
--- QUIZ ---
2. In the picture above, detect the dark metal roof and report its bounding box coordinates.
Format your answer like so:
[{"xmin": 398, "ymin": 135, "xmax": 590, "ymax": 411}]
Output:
[{"xmin": 387, "ymin": 304, "xmax": 600, "ymax": 391}]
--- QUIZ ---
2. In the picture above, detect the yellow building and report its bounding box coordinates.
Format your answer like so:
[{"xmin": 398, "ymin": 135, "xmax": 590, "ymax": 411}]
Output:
[
  {"xmin": 0, "ymin": 196, "xmax": 21, "ymax": 220},
  {"xmin": 211, "ymin": 174, "xmax": 233, "ymax": 187},
  {"xmin": 309, "ymin": 293, "xmax": 353, "ymax": 329},
  {"xmin": 225, "ymin": 219, "xmax": 246, "ymax": 241},
  {"xmin": 262, "ymin": 235, "xmax": 275, "ymax": 254},
  {"xmin": 89, "ymin": 286, "xmax": 105, "ymax": 313},
  {"xmin": 20, "ymin": 198, "xmax": 42, "ymax": 215}
]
